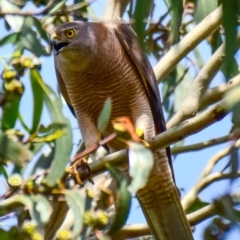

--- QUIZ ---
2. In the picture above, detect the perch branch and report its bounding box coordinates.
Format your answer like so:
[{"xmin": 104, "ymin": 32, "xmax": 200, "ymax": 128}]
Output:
[{"xmin": 199, "ymin": 74, "xmax": 240, "ymax": 110}]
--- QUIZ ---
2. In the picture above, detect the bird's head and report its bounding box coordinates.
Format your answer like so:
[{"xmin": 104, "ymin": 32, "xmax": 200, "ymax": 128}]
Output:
[{"xmin": 49, "ymin": 22, "xmax": 86, "ymax": 56}]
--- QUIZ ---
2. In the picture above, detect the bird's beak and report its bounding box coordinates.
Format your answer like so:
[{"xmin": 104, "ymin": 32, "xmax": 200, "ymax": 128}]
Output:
[{"xmin": 49, "ymin": 33, "xmax": 69, "ymax": 55}]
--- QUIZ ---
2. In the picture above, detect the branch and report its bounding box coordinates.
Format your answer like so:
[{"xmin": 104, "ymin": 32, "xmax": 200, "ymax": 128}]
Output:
[
  {"xmin": 167, "ymin": 32, "xmax": 240, "ymax": 129},
  {"xmin": 153, "ymin": 5, "xmax": 223, "ymax": 82},
  {"xmin": 199, "ymin": 74, "xmax": 240, "ymax": 110},
  {"xmin": 182, "ymin": 139, "xmax": 240, "ymax": 210},
  {"xmin": 88, "ymin": 192, "xmax": 240, "ymax": 239},
  {"xmin": 166, "ymin": 41, "xmax": 226, "ymax": 128},
  {"xmin": 200, "ymin": 139, "xmax": 240, "ymax": 179},
  {"xmin": 102, "ymin": 0, "xmax": 131, "ymax": 20},
  {"xmin": 90, "ymin": 100, "xmax": 229, "ymax": 177},
  {"xmin": 0, "ymin": 1, "xmax": 92, "ymax": 17},
  {"xmin": 171, "ymin": 135, "xmax": 229, "ymax": 155},
  {"xmin": 187, "ymin": 204, "xmax": 216, "ymax": 226}
]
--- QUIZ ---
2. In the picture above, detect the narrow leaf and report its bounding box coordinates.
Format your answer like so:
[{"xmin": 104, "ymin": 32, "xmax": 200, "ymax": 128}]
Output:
[
  {"xmin": 222, "ymin": 0, "xmax": 239, "ymax": 78},
  {"xmin": 29, "ymin": 69, "xmax": 44, "ymax": 134},
  {"xmin": 1, "ymin": 0, "xmax": 24, "ymax": 32},
  {"xmin": 0, "ymin": 33, "xmax": 18, "ymax": 46},
  {"xmin": 106, "ymin": 164, "xmax": 131, "ymax": 235},
  {"xmin": 128, "ymin": 142, "xmax": 153, "ymax": 193},
  {"xmin": 0, "ymin": 132, "xmax": 32, "ymax": 167},
  {"xmin": 30, "ymin": 69, "xmax": 72, "ymax": 187},
  {"xmin": 132, "ymin": 0, "xmax": 154, "ymax": 48},
  {"xmin": 97, "ymin": 98, "xmax": 112, "ymax": 134},
  {"xmin": 30, "ymin": 194, "xmax": 52, "ymax": 228},
  {"xmin": 65, "ymin": 190, "xmax": 85, "ymax": 237},
  {"xmin": 194, "ymin": 0, "xmax": 218, "ymax": 23},
  {"xmin": 2, "ymin": 89, "xmax": 22, "ymax": 132}
]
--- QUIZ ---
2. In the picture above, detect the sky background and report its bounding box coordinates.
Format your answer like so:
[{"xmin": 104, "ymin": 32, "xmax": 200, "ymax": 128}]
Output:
[{"xmin": 0, "ymin": 0, "xmax": 240, "ymax": 239}]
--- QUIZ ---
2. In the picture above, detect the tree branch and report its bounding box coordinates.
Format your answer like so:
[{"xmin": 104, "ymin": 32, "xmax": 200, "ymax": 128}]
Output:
[
  {"xmin": 199, "ymin": 74, "xmax": 240, "ymax": 110},
  {"xmin": 153, "ymin": 5, "xmax": 223, "ymax": 82},
  {"xmin": 167, "ymin": 32, "xmax": 240, "ymax": 129},
  {"xmin": 167, "ymin": 41, "xmax": 226, "ymax": 128},
  {"xmin": 90, "ymin": 100, "xmax": 229, "ymax": 177},
  {"xmin": 88, "ymin": 192, "xmax": 240, "ymax": 239},
  {"xmin": 171, "ymin": 135, "xmax": 229, "ymax": 155},
  {"xmin": 0, "ymin": 1, "xmax": 92, "ymax": 17},
  {"xmin": 102, "ymin": 0, "xmax": 131, "ymax": 20},
  {"xmin": 182, "ymin": 139, "xmax": 240, "ymax": 210}
]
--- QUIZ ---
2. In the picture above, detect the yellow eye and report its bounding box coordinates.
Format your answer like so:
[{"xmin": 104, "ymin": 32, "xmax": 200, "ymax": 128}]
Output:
[{"xmin": 64, "ymin": 29, "xmax": 76, "ymax": 38}]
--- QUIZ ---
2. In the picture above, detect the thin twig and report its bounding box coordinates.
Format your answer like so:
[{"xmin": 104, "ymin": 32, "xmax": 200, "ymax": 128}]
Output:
[
  {"xmin": 199, "ymin": 74, "xmax": 240, "ymax": 110},
  {"xmin": 182, "ymin": 139, "xmax": 240, "ymax": 210},
  {"xmin": 171, "ymin": 135, "xmax": 229, "ymax": 155}
]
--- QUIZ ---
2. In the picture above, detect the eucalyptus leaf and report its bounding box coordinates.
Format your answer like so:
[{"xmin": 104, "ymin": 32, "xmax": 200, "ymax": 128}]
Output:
[
  {"xmin": 222, "ymin": 0, "xmax": 239, "ymax": 78},
  {"xmin": 194, "ymin": 0, "xmax": 218, "ymax": 23},
  {"xmin": 30, "ymin": 69, "xmax": 72, "ymax": 187},
  {"xmin": 0, "ymin": 133, "xmax": 32, "ymax": 167},
  {"xmin": 186, "ymin": 197, "xmax": 209, "ymax": 214},
  {"xmin": 1, "ymin": 90, "xmax": 22, "ymax": 132},
  {"xmin": 170, "ymin": 0, "xmax": 183, "ymax": 44},
  {"xmin": 0, "ymin": 164, "xmax": 8, "ymax": 179},
  {"xmin": 132, "ymin": 0, "xmax": 154, "ymax": 48},
  {"xmin": 29, "ymin": 69, "xmax": 44, "ymax": 134},
  {"xmin": 0, "ymin": 0, "xmax": 24, "ymax": 32},
  {"xmin": 128, "ymin": 142, "xmax": 153, "ymax": 193},
  {"xmin": 29, "ymin": 144, "xmax": 54, "ymax": 176},
  {"xmin": 97, "ymin": 98, "xmax": 112, "ymax": 134},
  {"xmin": 65, "ymin": 190, "xmax": 86, "ymax": 237},
  {"xmin": 0, "ymin": 33, "xmax": 18, "ymax": 46},
  {"xmin": 30, "ymin": 194, "xmax": 52, "ymax": 228},
  {"xmin": 106, "ymin": 164, "xmax": 131, "ymax": 235}
]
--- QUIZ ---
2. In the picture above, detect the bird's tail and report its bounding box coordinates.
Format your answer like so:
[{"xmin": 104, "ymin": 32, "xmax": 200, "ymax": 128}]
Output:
[{"xmin": 137, "ymin": 148, "xmax": 193, "ymax": 240}]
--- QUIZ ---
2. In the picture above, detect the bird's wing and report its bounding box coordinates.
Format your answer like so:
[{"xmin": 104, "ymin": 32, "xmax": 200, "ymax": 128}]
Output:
[
  {"xmin": 114, "ymin": 23, "xmax": 175, "ymax": 181},
  {"xmin": 55, "ymin": 67, "xmax": 76, "ymax": 117}
]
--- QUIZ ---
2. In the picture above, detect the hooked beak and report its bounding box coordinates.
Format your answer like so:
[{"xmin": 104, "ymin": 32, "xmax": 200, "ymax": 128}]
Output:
[{"xmin": 49, "ymin": 33, "xmax": 69, "ymax": 55}]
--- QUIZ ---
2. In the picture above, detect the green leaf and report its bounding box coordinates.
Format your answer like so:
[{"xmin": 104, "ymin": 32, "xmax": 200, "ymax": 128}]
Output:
[
  {"xmin": 30, "ymin": 69, "xmax": 72, "ymax": 187},
  {"xmin": 222, "ymin": 0, "xmax": 239, "ymax": 78},
  {"xmin": 1, "ymin": 90, "xmax": 22, "ymax": 132},
  {"xmin": 18, "ymin": 112, "xmax": 30, "ymax": 133},
  {"xmin": 0, "ymin": 0, "xmax": 24, "ymax": 32},
  {"xmin": 0, "ymin": 164, "xmax": 8, "ymax": 179},
  {"xmin": 20, "ymin": 17, "xmax": 45, "ymax": 57},
  {"xmin": 162, "ymin": 69, "xmax": 177, "ymax": 112},
  {"xmin": 208, "ymin": 30, "xmax": 222, "ymax": 54},
  {"xmin": 1, "ymin": 194, "xmax": 33, "ymax": 215},
  {"xmin": 186, "ymin": 197, "xmax": 209, "ymax": 214},
  {"xmin": 29, "ymin": 144, "xmax": 54, "ymax": 176},
  {"xmin": 29, "ymin": 69, "xmax": 44, "ymax": 134},
  {"xmin": 0, "ymin": 132, "xmax": 32, "ymax": 167},
  {"xmin": 214, "ymin": 195, "xmax": 240, "ymax": 222},
  {"xmin": 127, "ymin": 142, "xmax": 154, "ymax": 193},
  {"xmin": 194, "ymin": 0, "xmax": 218, "ymax": 23},
  {"xmin": 132, "ymin": 0, "xmax": 154, "ymax": 48},
  {"xmin": 0, "ymin": 33, "xmax": 18, "ymax": 46},
  {"xmin": 65, "ymin": 190, "xmax": 86, "ymax": 237},
  {"xmin": 0, "ymin": 228, "xmax": 19, "ymax": 240},
  {"xmin": 30, "ymin": 194, "xmax": 52, "ymax": 228},
  {"xmin": 97, "ymin": 98, "xmax": 112, "ymax": 134},
  {"xmin": 170, "ymin": 0, "xmax": 183, "ymax": 44},
  {"xmin": 30, "ymin": 17, "xmax": 49, "ymax": 43},
  {"xmin": 106, "ymin": 164, "xmax": 131, "ymax": 235}
]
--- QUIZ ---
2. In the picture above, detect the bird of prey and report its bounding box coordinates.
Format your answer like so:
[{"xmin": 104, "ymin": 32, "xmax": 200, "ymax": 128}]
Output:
[{"xmin": 49, "ymin": 21, "xmax": 193, "ymax": 240}]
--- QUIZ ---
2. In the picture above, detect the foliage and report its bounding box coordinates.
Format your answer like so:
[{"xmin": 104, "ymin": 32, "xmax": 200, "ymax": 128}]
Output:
[{"xmin": 0, "ymin": 0, "xmax": 240, "ymax": 239}]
